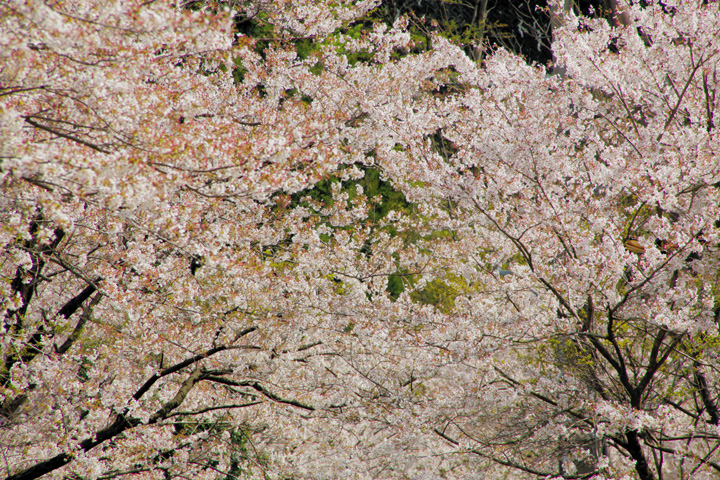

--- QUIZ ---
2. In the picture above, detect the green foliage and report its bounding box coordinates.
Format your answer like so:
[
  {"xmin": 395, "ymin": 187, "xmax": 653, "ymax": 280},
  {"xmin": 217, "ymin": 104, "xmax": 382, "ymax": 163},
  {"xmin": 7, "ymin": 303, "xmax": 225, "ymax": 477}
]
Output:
[
  {"xmin": 410, "ymin": 274, "xmax": 466, "ymax": 313},
  {"xmin": 551, "ymin": 337, "xmax": 595, "ymax": 369},
  {"xmin": 222, "ymin": 428, "xmax": 272, "ymax": 480},
  {"xmin": 361, "ymin": 166, "xmax": 412, "ymax": 222},
  {"xmin": 331, "ymin": 21, "xmax": 377, "ymax": 65},
  {"xmin": 533, "ymin": 336, "xmax": 600, "ymax": 389},
  {"xmin": 232, "ymin": 57, "xmax": 247, "ymax": 85},
  {"xmin": 293, "ymin": 37, "xmax": 317, "ymax": 60},
  {"xmin": 428, "ymin": 128, "xmax": 458, "ymax": 162},
  {"xmin": 77, "ymin": 356, "xmax": 92, "ymax": 383},
  {"xmin": 308, "ymin": 61, "xmax": 325, "ymax": 76},
  {"xmin": 283, "ymin": 165, "xmax": 411, "ymax": 223},
  {"xmin": 361, "ymin": 1, "xmax": 507, "ymax": 61},
  {"xmin": 386, "ymin": 272, "xmax": 408, "ymax": 300},
  {"xmin": 270, "ymin": 165, "xmax": 416, "ymax": 299}
]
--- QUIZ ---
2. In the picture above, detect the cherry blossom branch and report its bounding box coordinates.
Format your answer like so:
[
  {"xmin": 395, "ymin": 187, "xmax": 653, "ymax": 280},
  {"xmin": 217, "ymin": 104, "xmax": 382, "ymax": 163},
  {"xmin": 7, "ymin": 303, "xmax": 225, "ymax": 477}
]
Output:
[
  {"xmin": 583, "ymin": 309, "xmax": 635, "ymax": 404},
  {"xmin": 148, "ymin": 368, "xmax": 205, "ymax": 422},
  {"xmin": 202, "ymin": 377, "xmax": 315, "ymax": 411},
  {"xmin": 702, "ymin": 70, "xmax": 716, "ymax": 132},
  {"xmin": 50, "ymin": 3, "xmax": 149, "ymax": 34},
  {"xmin": 662, "ymin": 397, "xmax": 701, "ymax": 420},
  {"xmin": 96, "ymin": 467, "xmax": 153, "ymax": 480},
  {"xmin": 493, "ymin": 365, "xmax": 594, "ymax": 426},
  {"xmin": 149, "ymin": 161, "xmax": 247, "ymax": 174},
  {"xmin": 2, "ymin": 223, "xmax": 66, "ymax": 396},
  {"xmin": 624, "ymin": 200, "xmax": 649, "ymax": 242},
  {"xmin": 433, "ymin": 428, "xmax": 597, "ymax": 479},
  {"xmin": 610, "ymin": 236, "xmax": 694, "ymax": 314},
  {"xmin": 537, "ymin": 277, "xmax": 580, "ymax": 320},
  {"xmin": 470, "ymin": 449, "xmax": 597, "ymax": 479},
  {"xmin": 607, "ymin": 82, "xmax": 641, "ymax": 138},
  {"xmin": 6, "ymin": 368, "xmax": 205, "ymax": 480},
  {"xmin": 55, "ymin": 292, "xmax": 103, "ymax": 355},
  {"xmin": 692, "ymin": 359, "xmax": 720, "ymax": 426},
  {"xmin": 57, "ymin": 283, "xmax": 100, "ymax": 320},
  {"xmin": 593, "ymin": 111, "xmax": 643, "ymax": 158},
  {"xmin": 132, "ymin": 327, "xmax": 257, "ymax": 403},
  {"xmin": 99, "ymin": 467, "xmax": 155, "ymax": 479},
  {"xmin": 20, "ymin": 175, "xmax": 76, "ymax": 198},
  {"xmin": 2, "ymin": 269, "xmax": 102, "ymax": 419},
  {"xmin": 9, "ymin": 364, "xmax": 266, "ymax": 480},
  {"xmin": 182, "ymin": 184, "xmax": 250, "ymax": 199},
  {"xmin": 629, "ymin": 434, "xmax": 720, "ymax": 474},
  {"xmin": 0, "ymin": 86, "xmax": 47, "ymax": 97},
  {"xmin": 658, "ymin": 50, "xmax": 714, "ymax": 142},
  {"xmin": 45, "ymin": 253, "xmax": 103, "ymax": 290},
  {"xmin": 23, "ymin": 117, "xmax": 111, "ymax": 154},
  {"xmin": 327, "ymin": 268, "xmax": 421, "ymax": 283},
  {"xmin": 661, "ymin": 433, "xmax": 720, "ymax": 441},
  {"xmin": 166, "ymin": 400, "xmax": 263, "ymax": 417},
  {"xmin": 687, "ymin": 442, "xmax": 720, "ymax": 475},
  {"xmin": 637, "ymin": 330, "xmax": 683, "ymax": 397},
  {"xmin": 466, "ymin": 193, "xmax": 534, "ymax": 270}
]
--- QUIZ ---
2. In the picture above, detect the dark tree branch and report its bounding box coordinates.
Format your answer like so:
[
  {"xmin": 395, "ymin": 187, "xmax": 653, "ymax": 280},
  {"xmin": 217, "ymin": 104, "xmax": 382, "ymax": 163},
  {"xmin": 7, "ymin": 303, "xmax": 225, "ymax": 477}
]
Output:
[
  {"xmin": 586, "ymin": 326, "xmax": 634, "ymax": 403},
  {"xmin": 149, "ymin": 368, "xmax": 204, "ymax": 422},
  {"xmin": 5, "ymin": 222, "xmax": 64, "ymax": 328},
  {"xmin": 2, "ymin": 222, "xmax": 65, "ymax": 389},
  {"xmin": 538, "ymin": 277, "xmax": 580, "ymax": 319},
  {"xmin": 57, "ymin": 282, "xmax": 99, "ymax": 319},
  {"xmin": 167, "ymin": 401, "xmax": 263, "ymax": 417},
  {"xmin": 131, "ymin": 327, "xmax": 257, "ymax": 402},
  {"xmin": 636, "ymin": 329, "xmax": 667, "ymax": 396},
  {"xmin": 657, "ymin": 51, "xmax": 713, "ymax": 142},
  {"xmin": 693, "ymin": 362, "xmax": 720, "ymax": 426},
  {"xmin": 5, "ymin": 367, "xmax": 205, "ymax": 480},
  {"xmin": 605, "ymin": 310, "xmax": 636, "ymax": 403},
  {"xmin": 582, "ymin": 294, "xmax": 594, "ymax": 332},
  {"xmin": 56, "ymin": 292, "xmax": 103, "ymax": 355},
  {"xmin": 432, "ymin": 427, "xmax": 597, "ymax": 479},
  {"xmin": 625, "ymin": 430, "xmax": 655, "ymax": 480},
  {"xmin": 203, "ymin": 376, "xmax": 315, "ymax": 411},
  {"xmin": 24, "ymin": 116, "xmax": 111, "ymax": 154}
]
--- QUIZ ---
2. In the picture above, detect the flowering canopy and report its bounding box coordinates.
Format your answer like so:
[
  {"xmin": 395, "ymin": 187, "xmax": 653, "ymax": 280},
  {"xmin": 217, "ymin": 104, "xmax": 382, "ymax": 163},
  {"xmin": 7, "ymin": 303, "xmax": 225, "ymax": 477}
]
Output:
[{"xmin": 1, "ymin": 1, "xmax": 719, "ymax": 479}]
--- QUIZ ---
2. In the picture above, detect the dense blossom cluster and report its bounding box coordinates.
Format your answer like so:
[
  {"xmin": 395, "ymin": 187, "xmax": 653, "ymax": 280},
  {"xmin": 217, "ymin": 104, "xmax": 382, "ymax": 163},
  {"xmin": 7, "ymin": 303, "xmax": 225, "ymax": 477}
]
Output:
[{"xmin": 1, "ymin": 1, "xmax": 719, "ymax": 479}]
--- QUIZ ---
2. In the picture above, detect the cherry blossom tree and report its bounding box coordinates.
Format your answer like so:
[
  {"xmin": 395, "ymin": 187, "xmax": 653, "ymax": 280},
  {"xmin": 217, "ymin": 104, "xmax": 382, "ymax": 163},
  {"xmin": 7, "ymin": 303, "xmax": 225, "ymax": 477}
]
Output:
[
  {"xmin": 0, "ymin": 1, "xmax": 486, "ymax": 478},
  {"xmin": 1, "ymin": 0, "xmax": 719, "ymax": 480},
  {"xmin": 404, "ymin": 2, "xmax": 720, "ymax": 478}
]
